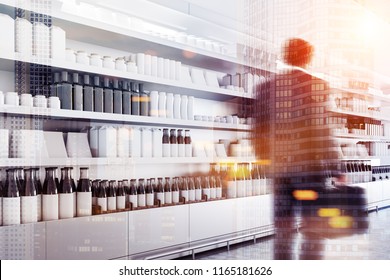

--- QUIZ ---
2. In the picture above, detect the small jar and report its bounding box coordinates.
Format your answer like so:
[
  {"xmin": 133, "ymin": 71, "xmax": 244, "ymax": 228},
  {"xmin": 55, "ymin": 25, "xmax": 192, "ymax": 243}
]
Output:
[
  {"xmin": 65, "ymin": 48, "xmax": 76, "ymax": 63},
  {"xmin": 115, "ymin": 57, "xmax": 126, "ymax": 71},
  {"xmin": 5, "ymin": 92, "xmax": 19, "ymax": 106},
  {"xmin": 103, "ymin": 56, "xmax": 115, "ymax": 69},
  {"xmin": 33, "ymin": 95, "xmax": 47, "ymax": 108},
  {"xmin": 47, "ymin": 96, "xmax": 61, "ymax": 109},
  {"xmin": 76, "ymin": 50, "xmax": 90, "ymax": 65},
  {"xmin": 20, "ymin": 93, "xmax": 33, "ymax": 107},
  {"xmin": 126, "ymin": 61, "xmax": 137, "ymax": 73},
  {"xmin": 90, "ymin": 53, "xmax": 103, "ymax": 67}
]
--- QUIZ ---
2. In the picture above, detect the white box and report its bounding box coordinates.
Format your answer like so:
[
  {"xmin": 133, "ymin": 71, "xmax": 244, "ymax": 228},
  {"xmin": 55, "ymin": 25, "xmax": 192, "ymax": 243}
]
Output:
[
  {"xmin": 50, "ymin": 26, "xmax": 66, "ymax": 61},
  {"xmin": 43, "ymin": 131, "xmax": 67, "ymax": 158},
  {"xmin": 0, "ymin": 14, "xmax": 14, "ymax": 54},
  {"xmin": 89, "ymin": 127, "xmax": 99, "ymax": 157},
  {"xmin": 15, "ymin": 17, "xmax": 31, "ymax": 56},
  {"xmin": 66, "ymin": 132, "xmax": 92, "ymax": 158},
  {"xmin": 98, "ymin": 127, "xmax": 116, "ymax": 158}
]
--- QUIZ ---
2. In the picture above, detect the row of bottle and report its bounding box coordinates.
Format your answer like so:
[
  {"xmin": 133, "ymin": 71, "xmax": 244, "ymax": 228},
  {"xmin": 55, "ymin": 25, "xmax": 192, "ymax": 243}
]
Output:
[
  {"xmin": 50, "ymin": 71, "xmax": 195, "ymax": 118},
  {"xmin": 341, "ymin": 161, "xmax": 372, "ymax": 184},
  {"xmin": 0, "ymin": 167, "xmax": 91, "ymax": 226},
  {"xmin": 372, "ymin": 165, "xmax": 390, "ymax": 181}
]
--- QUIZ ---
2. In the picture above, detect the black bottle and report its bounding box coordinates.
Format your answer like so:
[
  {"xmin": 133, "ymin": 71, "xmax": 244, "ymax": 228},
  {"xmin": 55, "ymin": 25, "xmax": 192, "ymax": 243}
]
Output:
[
  {"xmin": 113, "ymin": 79, "xmax": 123, "ymax": 114},
  {"xmin": 139, "ymin": 84, "xmax": 149, "ymax": 116},
  {"xmin": 59, "ymin": 71, "xmax": 73, "ymax": 110},
  {"xmin": 129, "ymin": 179, "xmax": 138, "ymax": 208},
  {"xmin": 73, "ymin": 73, "xmax": 83, "ymax": 110},
  {"xmin": 138, "ymin": 179, "xmax": 146, "ymax": 207},
  {"xmin": 76, "ymin": 167, "xmax": 92, "ymax": 217},
  {"xmin": 3, "ymin": 169, "xmax": 21, "ymax": 225},
  {"xmin": 164, "ymin": 177, "xmax": 172, "ymax": 204},
  {"xmin": 97, "ymin": 180, "xmax": 107, "ymax": 212},
  {"xmin": 42, "ymin": 167, "xmax": 59, "ymax": 221},
  {"xmin": 50, "ymin": 72, "xmax": 60, "ymax": 97},
  {"xmin": 83, "ymin": 74, "xmax": 94, "ymax": 112},
  {"xmin": 131, "ymin": 83, "xmax": 140, "ymax": 115},
  {"xmin": 107, "ymin": 180, "xmax": 117, "ymax": 211},
  {"xmin": 116, "ymin": 180, "xmax": 126, "ymax": 210},
  {"xmin": 156, "ymin": 177, "xmax": 165, "ymax": 205},
  {"xmin": 103, "ymin": 77, "xmax": 113, "ymax": 113},
  {"xmin": 145, "ymin": 178, "xmax": 154, "ymax": 206},
  {"xmin": 122, "ymin": 81, "xmax": 132, "ymax": 115},
  {"xmin": 93, "ymin": 76, "xmax": 104, "ymax": 112}
]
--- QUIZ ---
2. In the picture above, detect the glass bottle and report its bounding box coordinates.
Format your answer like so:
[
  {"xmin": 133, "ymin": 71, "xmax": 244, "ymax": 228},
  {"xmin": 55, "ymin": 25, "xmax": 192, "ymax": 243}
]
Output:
[
  {"xmin": 180, "ymin": 177, "xmax": 189, "ymax": 203},
  {"xmin": 131, "ymin": 82, "xmax": 140, "ymax": 115},
  {"xmin": 209, "ymin": 176, "xmax": 216, "ymax": 199},
  {"xmin": 3, "ymin": 169, "xmax": 21, "ymax": 225},
  {"xmin": 97, "ymin": 180, "xmax": 107, "ymax": 212},
  {"xmin": 116, "ymin": 180, "xmax": 126, "ymax": 210},
  {"xmin": 172, "ymin": 177, "xmax": 180, "ymax": 203},
  {"xmin": 245, "ymin": 163, "xmax": 253, "ymax": 197},
  {"xmin": 202, "ymin": 176, "xmax": 211, "ymax": 200},
  {"xmin": 139, "ymin": 84, "xmax": 149, "ymax": 116},
  {"xmin": 226, "ymin": 163, "xmax": 237, "ymax": 198},
  {"xmin": 59, "ymin": 167, "xmax": 74, "ymax": 219},
  {"xmin": 129, "ymin": 179, "xmax": 138, "ymax": 209},
  {"xmin": 137, "ymin": 179, "xmax": 146, "ymax": 207},
  {"xmin": 156, "ymin": 177, "xmax": 165, "ymax": 205},
  {"xmin": 145, "ymin": 178, "xmax": 154, "ymax": 206},
  {"xmin": 170, "ymin": 129, "xmax": 178, "ymax": 157},
  {"xmin": 59, "ymin": 71, "xmax": 72, "ymax": 110},
  {"xmin": 77, "ymin": 167, "xmax": 92, "ymax": 216},
  {"xmin": 93, "ymin": 76, "xmax": 104, "ymax": 112},
  {"xmin": 177, "ymin": 129, "xmax": 185, "ymax": 157},
  {"xmin": 216, "ymin": 176, "xmax": 223, "ymax": 199},
  {"xmin": 188, "ymin": 176, "xmax": 195, "ymax": 202},
  {"xmin": 92, "ymin": 179, "xmax": 100, "ymax": 205},
  {"xmin": 16, "ymin": 167, "xmax": 24, "ymax": 192},
  {"xmin": 72, "ymin": 72, "xmax": 83, "ymax": 110},
  {"xmin": 107, "ymin": 180, "xmax": 117, "ymax": 211},
  {"xmin": 162, "ymin": 128, "xmax": 170, "ymax": 157},
  {"xmin": 122, "ymin": 81, "xmax": 131, "ymax": 115},
  {"xmin": 70, "ymin": 167, "xmax": 77, "ymax": 217},
  {"xmin": 122, "ymin": 179, "xmax": 129, "ymax": 206},
  {"xmin": 164, "ymin": 177, "xmax": 172, "ymax": 204},
  {"xmin": 50, "ymin": 72, "xmax": 60, "ymax": 97},
  {"xmin": 83, "ymin": 74, "xmax": 94, "ymax": 112},
  {"xmin": 113, "ymin": 79, "xmax": 123, "ymax": 114},
  {"xmin": 195, "ymin": 176, "xmax": 202, "ymax": 201},
  {"xmin": 33, "ymin": 168, "xmax": 42, "ymax": 221},
  {"xmin": 42, "ymin": 167, "xmax": 59, "ymax": 221},
  {"xmin": 184, "ymin": 130, "xmax": 192, "ymax": 157},
  {"xmin": 103, "ymin": 77, "xmax": 113, "ymax": 113},
  {"xmin": 252, "ymin": 163, "xmax": 261, "ymax": 196},
  {"xmin": 236, "ymin": 163, "xmax": 246, "ymax": 198}
]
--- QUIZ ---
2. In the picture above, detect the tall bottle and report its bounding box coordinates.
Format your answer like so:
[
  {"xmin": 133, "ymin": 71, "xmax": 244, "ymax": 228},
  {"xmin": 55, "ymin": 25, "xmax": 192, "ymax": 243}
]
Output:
[
  {"xmin": 184, "ymin": 130, "xmax": 192, "ymax": 157},
  {"xmin": 180, "ymin": 177, "xmax": 189, "ymax": 203},
  {"xmin": 195, "ymin": 176, "xmax": 202, "ymax": 201},
  {"xmin": 33, "ymin": 168, "xmax": 43, "ymax": 221},
  {"xmin": 162, "ymin": 128, "xmax": 170, "ymax": 157},
  {"xmin": 83, "ymin": 74, "xmax": 94, "ymax": 112},
  {"xmin": 103, "ymin": 77, "xmax": 113, "ymax": 113},
  {"xmin": 97, "ymin": 180, "xmax": 107, "ymax": 212},
  {"xmin": 129, "ymin": 179, "xmax": 138, "ymax": 208},
  {"xmin": 172, "ymin": 177, "xmax": 180, "ymax": 203},
  {"xmin": 226, "ymin": 163, "xmax": 237, "ymax": 198},
  {"xmin": 137, "ymin": 179, "xmax": 146, "ymax": 207},
  {"xmin": 236, "ymin": 163, "xmax": 246, "ymax": 198},
  {"xmin": 164, "ymin": 177, "xmax": 172, "ymax": 204},
  {"xmin": 156, "ymin": 177, "xmax": 165, "ymax": 205},
  {"xmin": 50, "ymin": 72, "xmax": 60, "ymax": 97},
  {"xmin": 216, "ymin": 176, "xmax": 223, "ymax": 199},
  {"xmin": 252, "ymin": 163, "xmax": 261, "ymax": 196},
  {"xmin": 202, "ymin": 176, "xmax": 211, "ymax": 200},
  {"xmin": 72, "ymin": 73, "xmax": 83, "ymax": 110},
  {"xmin": 145, "ymin": 178, "xmax": 155, "ymax": 206},
  {"xmin": 209, "ymin": 176, "xmax": 217, "ymax": 199},
  {"xmin": 16, "ymin": 168, "xmax": 24, "ymax": 192},
  {"xmin": 122, "ymin": 179, "xmax": 129, "ymax": 206},
  {"xmin": 139, "ymin": 84, "xmax": 149, "ymax": 116},
  {"xmin": 245, "ymin": 163, "xmax": 253, "ymax": 197},
  {"xmin": 70, "ymin": 167, "xmax": 77, "ymax": 217},
  {"xmin": 170, "ymin": 129, "xmax": 178, "ymax": 157},
  {"xmin": 20, "ymin": 168, "xmax": 38, "ymax": 224},
  {"xmin": 59, "ymin": 71, "xmax": 72, "ymax": 110},
  {"xmin": 107, "ymin": 180, "xmax": 117, "ymax": 211},
  {"xmin": 122, "ymin": 81, "xmax": 131, "ymax": 115},
  {"xmin": 93, "ymin": 76, "xmax": 104, "ymax": 112},
  {"xmin": 77, "ymin": 167, "xmax": 92, "ymax": 216},
  {"xmin": 177, "ymin": 129, "xmax": 185, "ymax": 157},
  {"xmin": 188, "ymin": 176, "xmax": 195, "ymax": 202},
  {"xmin": 113, "ymin": 79, "xmax": 123, "ymax": 114},
  {"xmin": 59, "ymin": 167, "xmax": 74, "ymax": 219},
  {"xmin": 131, "ymin": 82, "xmax": 140, "ymax": 115},
  {"xmin": 3, "ymin": 169, "xmax": 21, "ymax": 225},
  {"xmin": 116, "ymin": 180, "xmax": 126, "ymax": 210},
  {"xmin": 42, "ymin": 167, "xmax": 59, "ymax": 221},
  {"xmin": 92, "ymin": 179, "xmax": 100, "ymax": 205}
]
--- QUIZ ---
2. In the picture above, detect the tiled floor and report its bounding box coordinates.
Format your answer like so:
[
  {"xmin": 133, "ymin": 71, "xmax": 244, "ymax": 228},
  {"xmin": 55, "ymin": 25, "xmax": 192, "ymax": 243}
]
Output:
[{"xmin": 178, "ymin": 208, "xmax": 390, "ymax": 260}]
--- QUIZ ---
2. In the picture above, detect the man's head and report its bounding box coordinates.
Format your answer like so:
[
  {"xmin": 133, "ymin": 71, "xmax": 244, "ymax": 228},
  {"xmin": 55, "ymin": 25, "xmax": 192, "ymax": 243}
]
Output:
[{"xmin": 282, "ymin": 38, "xmax": 314, "ymax": 68}]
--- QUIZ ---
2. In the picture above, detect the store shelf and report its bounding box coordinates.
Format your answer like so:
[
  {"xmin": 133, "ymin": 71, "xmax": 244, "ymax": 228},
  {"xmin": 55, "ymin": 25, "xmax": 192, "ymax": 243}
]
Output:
[
  {"xmin": 0, "ymin": 105, "xmax": 251, "ymax": 131},
  {"xmin": 328, "ymin": 107, "xmax": 390, "ymax": 121},
  {"xmin": 331, "ymin": 87, "xmax": 390, "ymax": 106},
  {"xmin": 334, "ymin": 133, "xmax": 390, "ymax": 142}
]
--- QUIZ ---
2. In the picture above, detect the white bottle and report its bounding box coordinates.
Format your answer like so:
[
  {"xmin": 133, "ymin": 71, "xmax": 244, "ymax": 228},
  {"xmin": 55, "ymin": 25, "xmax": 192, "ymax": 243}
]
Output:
[
  {"xmin": 144, "ymin": 54, "xmax": 152, "ymax": 76},
  {"xmin": 166, "ymin": 93, "xmax": 174, "ymax": 119},
  {"xmin": 136, "ymin": 53, "xmax": 145, "ymax": 75},
  {"xmin": 158, "ymin": 92, "xmax": 166, "ymax": 118},
  {"xmin": 187, "ymin": 96, "xmax": 195, "ymax": 120},
  {"xmin": 33, "ymin": 22, "xmax": 50, "ymax": 59},
  {"xmin": 14, "ymin": 17, "xmax": 31, "ymax": 56},
  {"xmin": 157, "ymin": 57, "xmax": 164, "ymax": 78},
  {"xmin": 129, "ymin": 127, "xmax": 141, "ymax": 158},
  {"xmin": 152, "ymin": 128, "xmax": 163, "ymax": 157},
  {"xmin": 149, "ymin": 91, "xmax": 159, "ymax": 117},
  {"xmin": 180, "ymin": 95, "xmax": 188, "ymax": 120},
  {"xmin": 173, "ymin": 94, "xmax": 181, "ymax": 119}
]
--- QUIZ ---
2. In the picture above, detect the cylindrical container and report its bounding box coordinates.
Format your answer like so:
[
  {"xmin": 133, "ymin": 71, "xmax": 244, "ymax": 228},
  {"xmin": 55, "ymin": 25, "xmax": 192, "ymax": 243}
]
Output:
[
  {"xmin": 3, "ymin": 169, "xmax": 21, "ymax": 226},
  {"xmin": 158, "ymin": 91, "xmax": 166, "ymax": 118},
  {"xmin": 166, "ymin": 93, "xmax": 174, "ymax": 119},
  {"xmin": 136, "ymin": 53, "xmax": 145, "ymax": 74},
  {"xmin": 151, "ymin": 56, "xmax": 158, "ymax": 76},
  {"xmin": 171, "ymin": 178, "xmax": 180, "ymax": 203},
  {"xmin": 129, "ymin": 179, "xmax": 138, "ymax": 208},
  {"xmin": 65, "ymin": 48, "xmax": 76, "ymax": 63},
  {"xmin": 162, "ymin": 128, "xmax": 170, "ymax": 157},
  {"xmin": 163, "ymin": 59, "xmax": 170, "ymax": 79},
  {"xmin": 170, "ymin": 129, "xmax": 178, "ymax": 157},
  {"xmin": 129, "ymin": 127, "xmax": 141, "ymax": 158},
  {"xmin": 175, "ymin": 61, "xmax": 182, "ymax": 81},
  {"xmin": 76, "ymin": 51, "xmax": 90, "ymax": 65},
  {"xmin": 103, "ymin": 56, "xmax": 115, "ymax": 69},
  {"xmin": 107, "ymin": 180, "xmax": 117, "ymax": 211},
  {"xmin": 42, "ymin": 167, "xmax": 59, "ymax": 221},
  {"xmin": 116, "ymin": 181, "xmax": 126, "ymax": 210},
  {"xmin": 149, "ymin": 90, "xmax": 159, "ymax": 117},
  {"xmin": 187, "ymin": 96, "xmax": 194, "ymax": 120},
  {"xmin": 137, "ymin": 179, "xmax": 146, "ymax": 207},
  {"xmin": 157, "ymin": 57, "xmax": 164, "ymax": 78},
  {"xmin": 33, "ymin": 95, "xmax": 47, "ymax": 108},
  {"xmin": 126, "ymin": 61, "xmax": 137, "ymax": 73},
  {"xmin": 195, "ymin": 177, "xmax": 202, "ymax": 201},
  {"xmin": 58, "ymin": 167, "xmax": 74, "ymax": 219},
  {"xmin": 152, "ymin": 128, "xmax": 163, "ymax": 157},
  {"xmin": 188, "ymin": 177, "xmax": 195, "ymax": 202},
  {"xmin": 117, "ymin": 127, "xmax": 130, "ymax": 157},
  {"xmin": 72, "ymin": 73, "xmax": 83, "ymax": 111},
  {"xmin": 177, "ymin": 129, "xmax": 185, "ymax": 157},
  {"xmin": 5, "ymin": 92, "xmax": 19, "ymax": 106},
  {"xmin": 115, "ymin": 57, "xmax": 126, "ymax": 71},
  {"xmin": 47, "ymin": 96, "xmax": 61, "ymax": 109},
  {"xmin": 0, "ymin": 91, "xmax": 4, "ymax": 105},
  {"xmin": 180, "ymin": 95, "xmax": 188, "ymax": 120},
  {"xmin": 144, "ymin": 54, "xmax": 152, "ymax": 75},
  {"xmin": 77, "ymin": 167, "xmax": 92, "ymax": 217},
  {"xmin": 145, "ymin": 179, "xmax": 154, "ymax": 206},
  {"xmin": 227, "ymin": 179, "xmax": 237, "ymax": 199},
  {"xmin": 33, "ymin": 22, "xmax": 50, "ymax": 58},
  {"xmin": 141, "ymin": 127, "xmax": 153, "ymax": 158},
  {"xmin": 164, "ymin": 178, "xmax": 172, "ymax": 204},
  {"xmin": 184, "ymin": 130, "xmax": 192, "ymax": 157},
  {"xmin": 97, "ymin": 180, "xmax": 108, "ymax": 212},
  {"xmin": 173, "ymin": 94, "xmax": 181, "ymax": 119},
  {"xmin": 169, "ymin": 60, "xmax": 176, "ymax": 80},
  {"xmin": 20, "ymin": 168, "xmax": 38, "ymax": 224},
  {"xmin": 14, "ymin": 17, "xmax": 31, "ymax": 56},
  {"xmin": 20, "ymin": 93, "xmax": 33, "ymax": 107},
  {"xmin": 50, "ymin": 26, "xmax": 66, "ymax": 61},
  {"xmin": 202, "ymin": 177, "xmax": 211, "ymax": 200},
  {"xmin": 90, "ymin": 53, "xmax": 103, "ymax": 67}
]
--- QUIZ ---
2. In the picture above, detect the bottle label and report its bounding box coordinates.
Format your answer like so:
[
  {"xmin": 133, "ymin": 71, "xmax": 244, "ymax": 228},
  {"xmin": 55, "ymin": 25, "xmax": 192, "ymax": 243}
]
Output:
[
  {"xmin": 42, "ymin": 194, "xmax": 59, "ymax": 221},
  {"xmin": 3, "ymin": 197, "xmax": 21, "ymax": 225},
  {"xmin": 129, "ymin": 195, "xmax": 138, "ymax": 208},
  {"xmin": 156, "ymin": 192, "xmax": 165, "ymax": 205},
  {"xmin": 146, "ymin": 193, "xmax": 154, "ymax": 206},
  {"xmin": 195, "ymin": 189, "xmax": 202, "ymax": 201},
  {"xmin": 171, "ymin": 144, "xmax": 178, "ymax": 157},
  {"xmin": 253, "ymin": 179, "xmax": 261, "ymax": 196},
  {"xmin": 185, "ymin": 144, "xmax": 192, "ymax": 157},
  {"xmin": 236, "ymin": 180, "xmax": 246, "ymax": 198},
  {"xmin": 216, "ymin": 187, "xmax": 222, "ymax": 199},
  {"xmin": 181, "ymin": 190, "xmax": 189, "ymax": 203},
  {"xmin": 37, "ymin": 194, "xmax": 42, "ymax": 222},
  {"xmin": 20, "ymin": 196, "xmax": 38, "ymax": 224},
  {"xmin": 188, "ymin": 189, "xmax": 195, "ymax": 201},
  {"xmin": 210, "ymin": 188, "xmax": 216, "ymax": 199},
  {"xmin": 178, "ymin": 144, "xmax": 185, "ymax": 157},
  {"xmin": 163, "ymin": 144, "xmax": 170, "ymax": 157},
  {"xmin": 138, "ymin": 194, "xmax": 146, "ymax": 207},
  {"xmin": 107, "ymin": 196, "xmax": 117, "ymax": 211},
  {"xmin": 77, "ymin": 192, "xmax": 92, "ymax": 217},
  {"xmin": 165, "ymin": 192, "xmax": 172, "ymax": 204},
  {"xmin": 202, "ymin": 188, "xmax": 211, "ymax": 200},
  {"xmin": 227, "ymin": 181, "xmax": 237, "ymax": 198},
  {"xmin": 246, "ymin": 180, "xmax": 253, "ymax": 197},
  {"xmin": 59, "ymin": 193, "xmax": 74, "ymax": 219},
  {"xmin": 97, "ymin": 197, "xmax": 107, "ymax": 212},
  {"xmin": 172, "ymin": 191, "xmax": 179, "ymax": 203},
  {"xmin": 117, "ymin": 195, "xmax": 126, "ymax": 210}
]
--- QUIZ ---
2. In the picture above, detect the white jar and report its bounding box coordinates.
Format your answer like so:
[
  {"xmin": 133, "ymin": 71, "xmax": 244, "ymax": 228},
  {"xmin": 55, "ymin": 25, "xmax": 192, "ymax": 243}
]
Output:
[
  {"xmin": 65, "ymin": 48, "xmax": 76, "ymax": 63},
  {"xmin": 151, "ymin": 56, "xmax": 158, "ymax": 77},
  {"xmin": 20, "ymin": 93, "xmax": 33, "ymax": 107},
  {"xmin": 158, "ymin": 92, "xmax": 166, "ymax": 118},
  {"xmin": 76, "ymin": 51, "xmax": 90, "ymax": 65},
  {"xmin": 126, "ymin": 61, "xmax": 137, "ymax": 73},
  {"xmin": 180, "ymin": 95, "xmax": 188, "ymax": 120},
  {"xmin": 33, "ymin": 95, "xmax": 47, "ymax": 108},
  {"xmin": 163, "ymin": 59, "xmax": 170, "ymax": 79},
  {"xmin": 166, "ymin": 93, "xmax": 174, "ymax": 119},
  {"xmin": 47, "ymin": 96, "xmax": 61, "ymax": 109},
  {"xmin": 115, "ymin": 57, "xmax": 126, "ymax": 71},
  {"xmin": 103, "ymin": 56, "xmax": 115, "ymax": 69},
  {"xmin": 187, "ymin": 96, "xmax": 194, "ymax": 120},
  {"xmin": 5, "ymin": 92, "xmax": 19, "ymax": 106},
  {"xmin": 144, "ymin": 54, "xmax": 152, "ymax": 75},
  {"xmin": 173, "ymin": 94, "xmax": 181, "ymax": 119},
  {"xmin": 157, "ymin": 57, "xmax": 164, "ymax": 78},
  {"xmin": 90, "ymin": 53, "xmax": 103, "ymax": 67},
  {"xmin": 136, "ymin": 53, "xmax": 145, "ymax": 74}
]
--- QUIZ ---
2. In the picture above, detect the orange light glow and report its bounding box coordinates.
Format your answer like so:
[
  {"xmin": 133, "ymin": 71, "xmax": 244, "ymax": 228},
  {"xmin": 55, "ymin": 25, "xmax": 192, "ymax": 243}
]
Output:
[
  {"xmin": 317, "ymin": 208, "xmax": 341, "ymax": 217},
  {"xmin": 292, "ymin": 190, "xmax": 318, "ymax": 201},
  {"xmin": 328, "ymin": 216, "xmax": 354, "ymax": 229},
  {"xmin": 182, "ymin": 50, "xmax": 197, "ymax": 59}
]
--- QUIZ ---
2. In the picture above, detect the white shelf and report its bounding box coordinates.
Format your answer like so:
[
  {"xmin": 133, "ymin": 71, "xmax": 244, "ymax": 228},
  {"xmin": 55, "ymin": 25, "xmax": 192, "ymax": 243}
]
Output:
[
  {"xmin": 328, "ymin": 107, "xmax": 390, "ymax": 121},
  {"xmin": 331, "ymin": 87, "xmax": 390, "ymax": 106},
  {"xmin": 0, "ymin": 105, "xmax": 251, "ymax": 131},
  {"xmin": 0, "ymin": 156, "xmax": 257, "ymax": 168},
  {"xmin": 334, "ymin": 133, "xmax": 390, "ymax": 142}
]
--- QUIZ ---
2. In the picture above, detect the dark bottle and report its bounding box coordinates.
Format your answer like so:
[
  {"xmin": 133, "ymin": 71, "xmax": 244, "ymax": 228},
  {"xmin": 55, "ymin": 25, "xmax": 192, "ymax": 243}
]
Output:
[
  {"xmin": 145, "ymin": 178, "xmax": 154, "ymax": 206},
  {"xmin": 177, "ymin": 129, "xmax": 185, "ymax": 157},
  {"xmin": 170, "ymin": 129, "xmax": 178, "ymax": 157},
  {"xmin": 33, "ymin": 167, "xmax": 43, "ymax": 221},
  {"xmin": 252, "ymin": 163, "xmax": 261, "ymax": 196},
  {"xmin": 162, "ymin": 128, "xmax": 170, "ymax": 157},
  {"xmin": 164, "ymin": 177, "xmax": 172, "ymax": 204},
  {"xmin": 122, "ymin": 82, "xmax": 131, "ymax": 115},
  {"xmin": 92, "ymin": 179, "xmax": 100, "ymax": 205},
  {"xmin": 156, "ymin": 177, "xmax": 165, "ymax": 205},
  {"xmin": 59, "ymin": 167, "xmax": 74, "ymax": 219},
  {"xmin": 107, "ymin": 180, "xmax": 117, "ymax": 211},
  {"xmin": 129, "ymin": 179, "xmax": 138, "ymax": 208},
  {"xmin": 180, "ymin": 177, "xmax": 189, "ymax": 203},
  {"xmin": 113, "ymin": 79, "xmax": 123, "ymax": 114},
  {"xmin": 70, "ymin": 167, "xmax": 77, "ymax": 217},
  {"xmin": 202, "ymin": 176, "xmax": 211, "ymax": 200},
  {"xmin": 131, "ymin": 82, "xmax": 140, "ymax": 115},
  {"xmin": 209, "ymin": 176, "xmax": 216, "ymax": 199},
  {"xmin": 184, "ymin": 130, "xmax": 192, "ymax": 157},
  {"xmin": 3, "ymin": 169, "xmax": 21, "ymax": 225},
  {"xmin": 139, "ymin": 84, "xmax": 149, "ymax": 116},
  {"xmin": 116, "ymin": 180, "xmax": 126, "ymax": 210},
  {"xmin": 103, "ymin": 77, "xmax": 114, "ymax": 113},
  {"xmin": 122, "ymin": 179, "xmax": 129, "ymax": 205},
  {"xmin": 97, "ymin": 180, "xmax": 107, "ymax": 212},
  {"xmin": 245, "ymin": 163, "xmax": 253, "ymax": 197},
  {"xmin": 77, "ymin": 167, "xmax": 92, "ymax": 217},
  {"xmin": 138, "ymin": 178, "xmax": 146, "ymax": 207},
  {"xmin": 93, "ymin": 76, "xmax": 104, "ymax": 112},
  {"xmin": 216, "ymin": 176, "xmax": 223, "ymax": 198},
  {"xmin": 188, "ymin": 176, "xmax": 195, "ymax": 202},
  {"xmin": 50, "ymin": 72, "xmax": 60, "ymax": 97},
  {"xmin": 42, "ymin": 167, "xmax": 59, "ymax": 221},
  {"xmin": 83, "ymin": 74, "xmax": 94, "ymax": 111},
  {"xmin": 15, "ymin": 167, "xmax": 24, "ymax": 192},
  {"xmin": 172, "ymin": 177, "xmax": 180, "ymax": 203},
  {"xmin": 59, "ymin": 71, "xmax": 73, "ymax": 110},
  {"xmin": 73, "ymin": 73, "xmax": 83, "ymax": 110},
  {"xmin": 195, "ymin": 176, "xmax": 202, "ymax": 201}
]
